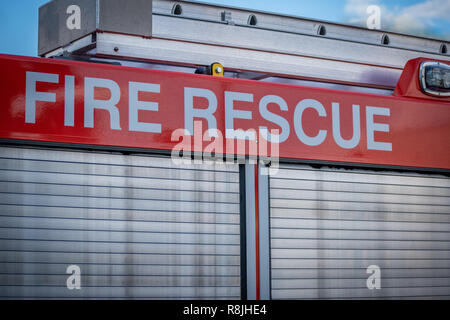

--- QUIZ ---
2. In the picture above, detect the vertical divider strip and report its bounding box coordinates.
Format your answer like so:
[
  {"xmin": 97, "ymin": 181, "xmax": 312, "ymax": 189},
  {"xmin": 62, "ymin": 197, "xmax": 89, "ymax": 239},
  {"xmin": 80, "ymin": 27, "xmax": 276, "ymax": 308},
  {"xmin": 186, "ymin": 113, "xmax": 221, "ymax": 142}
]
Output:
[
  {"xmin": 258, "ymin": 164, "xmax": 271, "ymax": 300},
  {"xmin": 244, "ymin": 161, "xmax": 256, "ymax": 300},
  {"xmin": 254, "ymin": 164, "xmax": 260, "ymax": 300},
  {"xmin": 239, "ymin": 164, "xmax": 247, "ymax": 300}
]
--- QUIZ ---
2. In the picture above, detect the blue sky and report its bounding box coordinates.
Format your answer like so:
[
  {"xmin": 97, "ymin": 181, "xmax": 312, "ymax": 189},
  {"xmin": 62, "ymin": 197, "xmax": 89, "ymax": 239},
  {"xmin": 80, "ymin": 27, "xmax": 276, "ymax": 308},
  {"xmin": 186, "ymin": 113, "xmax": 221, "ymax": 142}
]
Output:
[{"xmin": 0, "ymin": 0, "xmax": 448, "ymax": 57}]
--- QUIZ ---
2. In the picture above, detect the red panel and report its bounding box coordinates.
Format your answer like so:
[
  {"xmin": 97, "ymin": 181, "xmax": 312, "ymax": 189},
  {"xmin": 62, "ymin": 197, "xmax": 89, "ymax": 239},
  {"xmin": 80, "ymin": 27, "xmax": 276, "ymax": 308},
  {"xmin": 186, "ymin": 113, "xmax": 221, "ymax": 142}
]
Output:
[
  {"xmin": 394, "ymin": 57, "xmax": 450, "ymax": 101},
  {"xmin": 0, "ymin": 54, "xmax": 449, "ymax": 170}
]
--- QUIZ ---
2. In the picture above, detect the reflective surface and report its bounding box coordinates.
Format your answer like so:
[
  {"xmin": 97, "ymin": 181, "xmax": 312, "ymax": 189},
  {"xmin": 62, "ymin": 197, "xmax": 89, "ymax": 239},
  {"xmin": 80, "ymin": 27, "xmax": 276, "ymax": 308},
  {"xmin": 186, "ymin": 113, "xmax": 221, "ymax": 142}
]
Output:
[
  {"xmin": 0, "ymin": 146, "xmax": 241, "ymax": 299},
  {"xmin": 420, "ymin": 61, "xmax": 450, "ymax": 96},
  {"xmin": 270, "ymin": 163, "xmax": 450, "ymax": 299}
]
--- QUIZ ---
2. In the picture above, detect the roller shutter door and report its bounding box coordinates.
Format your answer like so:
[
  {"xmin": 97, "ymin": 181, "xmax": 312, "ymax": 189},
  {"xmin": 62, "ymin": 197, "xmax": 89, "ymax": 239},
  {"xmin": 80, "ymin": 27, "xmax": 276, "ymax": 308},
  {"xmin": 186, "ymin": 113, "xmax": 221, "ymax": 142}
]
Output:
[
  {"xmin": 270, "ymin": 164, "xmax": 450, "ymax": 299},
  {"xmin": 0, "ymin": 146, "xmax": 241, "ymax": 299}
]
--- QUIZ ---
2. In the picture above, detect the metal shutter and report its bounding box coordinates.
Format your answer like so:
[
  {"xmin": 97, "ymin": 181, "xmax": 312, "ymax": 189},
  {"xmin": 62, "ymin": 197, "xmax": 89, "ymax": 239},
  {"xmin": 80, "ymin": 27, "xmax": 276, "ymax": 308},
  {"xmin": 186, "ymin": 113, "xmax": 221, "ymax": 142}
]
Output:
[
  {"xmin": 0, "ymin": 146, "xmax": 240, "ymax": 299},
  {"xmin": 270, "ymin": 164, "xmax": 450, "ymax": 299}
]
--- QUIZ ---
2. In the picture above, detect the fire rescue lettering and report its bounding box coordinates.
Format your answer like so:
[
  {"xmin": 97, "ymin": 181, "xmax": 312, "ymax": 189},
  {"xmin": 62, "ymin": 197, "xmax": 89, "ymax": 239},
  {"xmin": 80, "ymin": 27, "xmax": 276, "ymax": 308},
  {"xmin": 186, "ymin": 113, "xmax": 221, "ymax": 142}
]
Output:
[{"xmin": 24, "ymin": 71, "xmax": 392, "ymax": 152}]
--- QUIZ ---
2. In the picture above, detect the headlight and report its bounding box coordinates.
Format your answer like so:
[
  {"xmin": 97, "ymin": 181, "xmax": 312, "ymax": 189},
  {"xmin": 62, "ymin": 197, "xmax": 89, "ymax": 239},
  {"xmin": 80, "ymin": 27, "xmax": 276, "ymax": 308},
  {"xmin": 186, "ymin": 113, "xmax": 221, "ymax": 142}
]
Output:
[{"xmin": 420, "ymin": 61, "xmax": 450, "ymax": 96}]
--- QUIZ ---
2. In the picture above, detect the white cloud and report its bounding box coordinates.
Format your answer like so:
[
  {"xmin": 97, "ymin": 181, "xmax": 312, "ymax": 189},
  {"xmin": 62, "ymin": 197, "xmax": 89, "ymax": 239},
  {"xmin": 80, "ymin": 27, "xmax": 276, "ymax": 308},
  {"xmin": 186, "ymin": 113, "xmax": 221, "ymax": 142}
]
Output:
[
  {"xmin": 401, "ymin": 0, "xmax": 450, "ymax": 20},
  {"xmin": 344, "ymin": 0, "xmax": 450, "ymax": 38},
  {"xmin": 392, "ymin": 13, "xmax": 427, "ymax": 34}
]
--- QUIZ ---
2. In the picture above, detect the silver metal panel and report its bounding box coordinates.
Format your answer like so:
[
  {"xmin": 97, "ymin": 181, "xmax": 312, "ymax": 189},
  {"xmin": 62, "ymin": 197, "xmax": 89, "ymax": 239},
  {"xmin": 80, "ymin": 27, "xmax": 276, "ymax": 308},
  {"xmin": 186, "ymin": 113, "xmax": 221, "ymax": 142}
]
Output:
[
  {"xmin": 258, "ymin": 165, "xmax": 271, "ymax": 300},
  {"xmin": 0, "ymin": 204, "xmax": 239, "ymax": 225},
  {"xmin": 0, "ymin": 286, "xmax": 238, "ymax": 300},
  {"xmin": 95, "ymin": 32, "xmax": 403, "ymax": 88},
  {"xmin": 97, "ymin": 0, "xmax": 152, "ymax": 38},
  {"xmin": 271, "ymin": 229, "xmax": 450, "ymax": 242},
  {"xmin": 38, "ymin": 0, "xmax": 152, "ymax": 56},
  {"xmin": 272, "ymin": 268, "xmax": 450, "ymax": 279},
  {"xmin": 0, "ymin": 263, "xmax": 239, "ymax": 275},
  {"xmin": 0, "ymin": 251, "xmax": 240, "ymax": 266},
  {"xmin": 272, "ymin": 287, "xmax": 450, "ymax": 300},
  {"xmin": 91, "ymin": 1, "xmax": 449, "ymax": 88},
  {"xmin": 270, "ymin": 164, "xmax": 450, "ymax": 299},
  {"xmin": 0, "ymin": 146, "xmax": 240, "ymax": 299},
  {"xmin": 38, "ymin": 0, "xmax": 97, "ymax": 55},
  {"xmin": 152, "ymin": 1, "xmax": 449, "ymax": 49},
  {"xmin": 43, "ymin": 0, "xmax": 449, "ymax": 88},
  {"xmin": 244, "ymin": 162, "xmax": 256, "ymax": 300},
  {"xmin": 150, "ymin": 13, "xmax": 445, "ymax": 68},
  {"xmin": 272, "ymin": 258, "xmax": 450, "ymax": 269}
]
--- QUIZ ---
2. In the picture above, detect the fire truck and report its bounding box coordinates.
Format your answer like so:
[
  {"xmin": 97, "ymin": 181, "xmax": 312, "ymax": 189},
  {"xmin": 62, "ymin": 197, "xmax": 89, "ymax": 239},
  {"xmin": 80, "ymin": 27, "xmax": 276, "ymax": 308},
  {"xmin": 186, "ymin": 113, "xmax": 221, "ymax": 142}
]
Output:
[{"xmin": 0, "ymin": 0, "xmax": 449, "ymax": 299}]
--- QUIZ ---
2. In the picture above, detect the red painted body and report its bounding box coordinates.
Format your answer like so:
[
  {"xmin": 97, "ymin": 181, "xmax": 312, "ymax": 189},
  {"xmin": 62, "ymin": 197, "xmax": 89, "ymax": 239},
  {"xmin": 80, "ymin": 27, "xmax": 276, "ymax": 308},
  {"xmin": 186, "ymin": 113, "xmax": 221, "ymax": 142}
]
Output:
[
  {"xmin": 394, "ymin": 57, "xmax": 450, "ymax": 101},
  {"xmin": 0, "ymin": 54, "xmax": 449, "ymax": 170}
]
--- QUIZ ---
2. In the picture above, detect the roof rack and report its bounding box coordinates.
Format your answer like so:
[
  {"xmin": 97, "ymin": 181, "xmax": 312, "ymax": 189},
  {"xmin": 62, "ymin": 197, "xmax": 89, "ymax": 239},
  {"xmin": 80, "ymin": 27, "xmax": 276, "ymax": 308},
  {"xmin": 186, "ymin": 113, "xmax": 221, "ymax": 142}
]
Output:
[{"xmin": 39, "ymin": 0, "xmax": 449, "ymax": 89}]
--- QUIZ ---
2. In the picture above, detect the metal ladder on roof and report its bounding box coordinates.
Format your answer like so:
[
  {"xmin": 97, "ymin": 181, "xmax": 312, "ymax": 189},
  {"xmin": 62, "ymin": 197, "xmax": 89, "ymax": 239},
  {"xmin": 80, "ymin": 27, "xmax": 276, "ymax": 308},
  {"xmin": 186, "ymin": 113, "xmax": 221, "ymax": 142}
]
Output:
[{"xmin": 39, "ymin": 0, "xmax": 449, "ymax": 91}]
